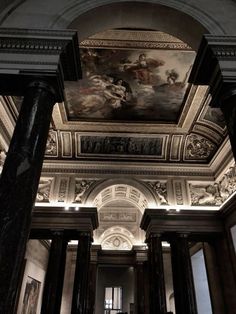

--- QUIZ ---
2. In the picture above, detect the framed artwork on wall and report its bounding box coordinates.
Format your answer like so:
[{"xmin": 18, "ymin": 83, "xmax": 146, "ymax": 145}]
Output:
[
  {"xmin": 21, "ymin": 276, "xmax": 41, "ymax": 314},
  {"xmin": 17, "ymin": 260, "xmax": 46, "ymax": 314}
]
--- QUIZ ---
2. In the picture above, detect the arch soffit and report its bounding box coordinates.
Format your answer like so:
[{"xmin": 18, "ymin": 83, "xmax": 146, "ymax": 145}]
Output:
[
  {"xmin": 85, "ymin": 178, "xmax": 157, "ymax": 212},
  {"xmin": 58, "ymin": 0, "xmax": 225, "ymax": 49},
  {"xmin": 1, "ymin": 1, "xmax": 225, "ymax": 50}
]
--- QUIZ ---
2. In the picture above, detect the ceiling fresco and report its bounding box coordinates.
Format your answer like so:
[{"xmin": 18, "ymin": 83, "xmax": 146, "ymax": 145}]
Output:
[
  {"xmin": 65, "ymin": 48, "xmax": 194, "ymax": 122},
  {"xmin": 8, "ymin": 30, "xmax": 227, "ymax": 165}
]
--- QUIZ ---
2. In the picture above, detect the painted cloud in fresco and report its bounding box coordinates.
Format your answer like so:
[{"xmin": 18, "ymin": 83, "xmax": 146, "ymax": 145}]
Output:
[{"xmin": 65, "ymin": 48, "xmax": 195, "ymax": 122}]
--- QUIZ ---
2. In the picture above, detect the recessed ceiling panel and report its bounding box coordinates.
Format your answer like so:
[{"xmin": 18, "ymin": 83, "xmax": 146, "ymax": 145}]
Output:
[{"xmin": 64, "ymin": 30, "xmax": 195, "ymax": 123}]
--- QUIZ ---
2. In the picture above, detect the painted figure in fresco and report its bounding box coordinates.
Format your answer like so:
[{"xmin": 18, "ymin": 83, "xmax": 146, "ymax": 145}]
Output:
[
  {"xmin": 81, "ymin": 48, "xmax": 99, "ymax": 75},
  {"xmin": 166, "ymin": 69, "xmax": 179, "ymax": 85},
  {"xmin": 123, "ymin": 53, "xmax": 164, "ymax": 84},
  {"xmin": 103, "ymin": 79, "xmax": 128, "ymax": 109}
]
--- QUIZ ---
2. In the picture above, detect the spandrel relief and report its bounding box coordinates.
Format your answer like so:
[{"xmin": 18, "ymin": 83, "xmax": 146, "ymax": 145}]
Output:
[
  {"xmin": 147, "ymin": 181, "xmax": 168, "ymax": 204},
  {"xmin": 74, "ymin": 179, "xmax": 94, "ymax": 203}
]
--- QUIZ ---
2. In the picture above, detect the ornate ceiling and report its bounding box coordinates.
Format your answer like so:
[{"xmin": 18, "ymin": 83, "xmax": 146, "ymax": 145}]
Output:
[
  {"xmin": 52, "ymin": 29, "xmax": 227, "ymax": 166},
  {"xmin": 0, "ymin": 28, "xmax": 234, "ymax": 248},
  {"xmin": 7, "ymin": 29, "xmax": 228, "ymax": 166}
]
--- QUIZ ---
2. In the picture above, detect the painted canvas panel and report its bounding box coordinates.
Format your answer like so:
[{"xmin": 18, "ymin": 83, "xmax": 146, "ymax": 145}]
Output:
[
  {"xmin": 21, "ymin": 276, "xmax": 41, "ymax": 314},
  {"xmin": 65, "ymin": 48, "xmax": 195, "ymax": 122}
]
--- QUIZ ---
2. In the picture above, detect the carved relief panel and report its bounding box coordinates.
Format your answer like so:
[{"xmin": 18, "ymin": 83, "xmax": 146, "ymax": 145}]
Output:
[
  {"xmin": 146, "ymin": 180, "xmax": 168, "ymax": 205},
  {"xmin": 36, "ymin": 178, "xmax": 54, "ymax": 203}
]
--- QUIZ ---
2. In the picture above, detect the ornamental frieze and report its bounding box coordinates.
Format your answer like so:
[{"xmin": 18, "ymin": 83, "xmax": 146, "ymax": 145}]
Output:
[
  {"xmin": 100, "ymin": 212, "xmax": 136, "ymax": 222},
  {"xmin": 79, "ymin": 135, "xmax": 165, "ymax": 157}
]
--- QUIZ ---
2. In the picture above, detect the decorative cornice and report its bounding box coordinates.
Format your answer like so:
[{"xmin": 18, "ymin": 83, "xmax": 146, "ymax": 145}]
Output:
[
  {"xmin": 41, "ymin": 160, "xmax": 215, "ymax": 178},
  {"xmin": 189, "ymin": 35, "xmax": 236, "ymax": 107},
  {"xmin": 140, "ymin": 208, "xmax": 223, "ymax": 239},
  {"xmin": 31, "ymin": 206, "xmax": 99, "ymax": 235},
  {"xmin": 0, "ymin": 28, "xmax": 81, "ymax": 101}
]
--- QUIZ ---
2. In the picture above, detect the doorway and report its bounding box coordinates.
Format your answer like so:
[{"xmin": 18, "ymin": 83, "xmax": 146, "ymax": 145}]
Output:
[{"xmin": 95, "ymin": 266, "xmax": 134, "ymax": 314}]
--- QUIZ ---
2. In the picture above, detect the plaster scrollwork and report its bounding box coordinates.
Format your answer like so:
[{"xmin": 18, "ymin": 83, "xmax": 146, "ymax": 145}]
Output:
[
  {"xmin": 0, "ymin": 150, "xmax": 6, "ymax": 174},
  {"xmin": 74, "ymin": 180, "xmax": 94, "ymax": 203},
  {"xmin": 45, "ymin": 129, "xmax": 58, "ymax": 156},
  {"xmin": 147, "ymin": 181, "xmax": 168, "ymax": 204},
  {"xmin": 102, "ymin": 235, "xmax": 132, "ymax": 250},
  {"xmin": 185, "ymin": 134, "xmax": 215, "ymax": 160},
  {"xmin": 36, "ymin": 179, "xmax": 53, "ymax": 202}
]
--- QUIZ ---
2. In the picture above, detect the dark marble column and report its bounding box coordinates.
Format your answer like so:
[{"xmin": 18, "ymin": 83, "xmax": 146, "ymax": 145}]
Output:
[
  {"xmin": 188, "ymin": 35, "xmax": 236, "ymax": 163},
  {"xmin": 219, "ymin": 90, "xmax": 236, "ymax": 160},
  {"xmin": 41, "ymin": 230, "xmax": 68, "ymax": 314},
  {"xmin": 86, "ymin": 262, "xmax": 98, "ymax": 314},
  {"xmin": 170, "ymin": 234, "xmax": 197, "ymax": 314},
  {"xmin": 71, "ymin": 232, "xmax": 92, "ymax": 314},
  {"xmin": 135, "ymin": 262, "xmax": 146, "ymax": 314},
  {"xmin": 0, "ymin": 81, "xmax": 56, "ymax": 313},
  {"xmin": 147, "ymin": 234, "xmax": 167, "ymax": 314}
]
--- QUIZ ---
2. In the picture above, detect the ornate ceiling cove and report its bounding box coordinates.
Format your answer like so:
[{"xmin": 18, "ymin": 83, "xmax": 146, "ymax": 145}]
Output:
[
  {"xmin": 3, "ymin": 29, "xmax": 228, "ymax": 166},
  {"xmin": 53, "ymin": 29, "xmax": 227, "ymax": 165}
]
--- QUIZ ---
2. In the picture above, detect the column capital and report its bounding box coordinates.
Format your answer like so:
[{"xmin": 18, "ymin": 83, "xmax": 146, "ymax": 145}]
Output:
[
  {"xmin": 0, "ymin": 28, "xmax": 81, "ymax": 102},
  {"xmin": 189, "ymin": 35, "xmax": 236, "ymax": 107}
]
